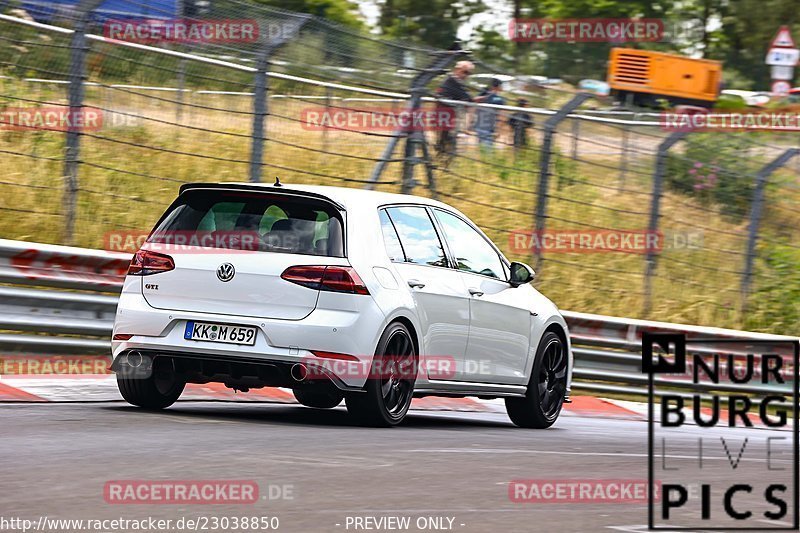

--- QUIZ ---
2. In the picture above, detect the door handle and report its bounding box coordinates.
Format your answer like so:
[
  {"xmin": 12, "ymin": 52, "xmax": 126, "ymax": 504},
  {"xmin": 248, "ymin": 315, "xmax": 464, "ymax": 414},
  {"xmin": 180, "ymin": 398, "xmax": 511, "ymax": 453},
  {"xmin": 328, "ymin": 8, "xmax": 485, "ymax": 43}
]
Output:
[
  {"xmin": 407, "ymin": 279, "xmax": 426, "ymax": 289},
  {"xmin": 468, "ymin": 287, "xmax": 484, "ymax": 297}
]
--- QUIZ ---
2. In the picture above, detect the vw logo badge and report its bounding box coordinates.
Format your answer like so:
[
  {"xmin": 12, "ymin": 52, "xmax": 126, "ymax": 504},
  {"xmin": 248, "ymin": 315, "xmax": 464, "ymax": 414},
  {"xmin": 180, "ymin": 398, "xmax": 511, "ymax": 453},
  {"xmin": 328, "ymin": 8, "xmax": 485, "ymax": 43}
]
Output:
[{"xmin": 216, "ymin": 263, "xmax": 235, "ymax": 282}]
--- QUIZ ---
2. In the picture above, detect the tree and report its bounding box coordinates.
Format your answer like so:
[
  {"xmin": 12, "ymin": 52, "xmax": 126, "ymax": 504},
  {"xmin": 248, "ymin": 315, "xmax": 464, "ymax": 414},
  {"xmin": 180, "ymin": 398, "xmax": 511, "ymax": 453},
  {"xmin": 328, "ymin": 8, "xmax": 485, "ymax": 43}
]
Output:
[
  {"xmin": 709, "ymin": 0, "xmax": 799, "ymax": 89},
  {"xmin": 529, "ymin": 0, "xmax": 676, "ymax": 81},
  {"xmin": 252, "ymin": 0, "xmax": 365, "ymax": 28},
  {"xmin": 376, "ymin": 0, "xmax": 486, "ymax": 49}
]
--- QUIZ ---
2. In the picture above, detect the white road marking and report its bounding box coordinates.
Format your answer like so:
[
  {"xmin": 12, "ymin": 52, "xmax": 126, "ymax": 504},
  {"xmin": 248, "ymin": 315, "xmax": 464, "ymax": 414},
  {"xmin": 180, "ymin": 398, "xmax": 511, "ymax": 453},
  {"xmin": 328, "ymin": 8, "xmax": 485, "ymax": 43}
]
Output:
[{"xmin": 409, "ymin": 448, "xmax": 791, "ymax": 464}]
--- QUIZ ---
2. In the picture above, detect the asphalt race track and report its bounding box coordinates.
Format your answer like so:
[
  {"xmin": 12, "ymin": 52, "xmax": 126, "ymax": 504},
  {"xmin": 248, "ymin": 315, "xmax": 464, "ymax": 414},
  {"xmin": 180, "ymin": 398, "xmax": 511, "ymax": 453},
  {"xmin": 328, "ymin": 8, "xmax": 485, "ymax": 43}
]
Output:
[{"xmin": 1, "ymin": 401, "xmax": 794, "ymax": 533}]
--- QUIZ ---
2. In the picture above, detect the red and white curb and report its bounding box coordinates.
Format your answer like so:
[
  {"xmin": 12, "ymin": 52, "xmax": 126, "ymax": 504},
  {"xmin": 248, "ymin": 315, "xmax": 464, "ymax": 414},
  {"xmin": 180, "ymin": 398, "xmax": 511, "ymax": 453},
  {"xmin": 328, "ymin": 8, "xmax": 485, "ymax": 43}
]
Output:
[{"xmin": 0, "ymin": 374, "xmax": 642, "ymax": 419}]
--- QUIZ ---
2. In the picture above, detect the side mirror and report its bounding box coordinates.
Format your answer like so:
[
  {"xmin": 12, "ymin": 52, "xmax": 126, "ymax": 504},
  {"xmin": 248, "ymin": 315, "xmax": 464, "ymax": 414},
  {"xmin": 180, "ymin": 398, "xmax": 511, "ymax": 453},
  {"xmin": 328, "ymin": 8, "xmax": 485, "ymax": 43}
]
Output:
[{"xmin": 509, "ymin": 261, "xmax": 535, "ymax": 287}]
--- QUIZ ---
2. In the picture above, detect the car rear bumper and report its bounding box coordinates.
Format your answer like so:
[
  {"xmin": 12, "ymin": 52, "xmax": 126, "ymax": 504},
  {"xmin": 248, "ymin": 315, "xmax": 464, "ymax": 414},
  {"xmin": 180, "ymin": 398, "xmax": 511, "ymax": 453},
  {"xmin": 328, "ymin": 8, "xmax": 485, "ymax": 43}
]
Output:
[
  {"xmin": 110, "ymin": 350, "xmax": 365, "ymax": 392},
  {"xmin": 111, "ymin": 289, "xmax": 386, "ymax": 390}
]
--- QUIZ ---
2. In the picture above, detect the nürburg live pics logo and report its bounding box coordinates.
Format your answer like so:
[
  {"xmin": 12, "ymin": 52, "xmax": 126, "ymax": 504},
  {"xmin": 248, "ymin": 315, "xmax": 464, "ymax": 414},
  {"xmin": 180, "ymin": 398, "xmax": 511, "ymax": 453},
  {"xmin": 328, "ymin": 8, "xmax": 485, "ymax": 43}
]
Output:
[{"xmin": 643, "ymin": 331, "xmax": 799, "ymax": 530}]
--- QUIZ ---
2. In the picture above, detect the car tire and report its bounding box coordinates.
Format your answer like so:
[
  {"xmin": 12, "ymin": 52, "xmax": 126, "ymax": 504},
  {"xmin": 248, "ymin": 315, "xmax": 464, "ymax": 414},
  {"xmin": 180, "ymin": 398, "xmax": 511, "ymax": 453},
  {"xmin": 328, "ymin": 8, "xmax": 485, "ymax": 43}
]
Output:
[
  {"xmin": 345, "ymin": 322, "xmax": 417, "ymax": 427},
  {"xmin": 117, "ymin": 358, "xmax": 185, "ymax": 410},
  {"xmin": 505, "ymin": 331, "xmax": 568, "ymax": 429},
  {"xmin": 293, "ymin": 388, "xmax": 343, "ymax": 409}
]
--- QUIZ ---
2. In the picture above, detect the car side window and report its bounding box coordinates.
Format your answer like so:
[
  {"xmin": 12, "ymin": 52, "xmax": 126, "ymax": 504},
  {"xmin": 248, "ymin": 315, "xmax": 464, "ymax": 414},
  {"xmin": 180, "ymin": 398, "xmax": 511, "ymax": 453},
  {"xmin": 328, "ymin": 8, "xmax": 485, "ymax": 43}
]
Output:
[
  {"xmin": 434, "ymin": 209, "xmax": 505, "ymax": 280},
  {"xmin": 378, "ymin": 209, "xmax": 406, "ymax": 262},
  {"xmin": 384, "ymin": 206, "xmax": 448, "ymax": 268}
]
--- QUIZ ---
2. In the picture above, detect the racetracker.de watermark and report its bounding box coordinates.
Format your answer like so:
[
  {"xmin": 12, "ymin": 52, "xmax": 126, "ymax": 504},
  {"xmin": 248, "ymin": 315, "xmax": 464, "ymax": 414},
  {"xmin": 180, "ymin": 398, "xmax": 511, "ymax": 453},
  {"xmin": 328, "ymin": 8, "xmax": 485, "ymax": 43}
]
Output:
[
  {"xmin": 661, "ymin": 109, "xmax": 800, "ymax": 132},
  {"xmin": 103, "ymin": 19, "xmax": 260, "ymax": 44},
  {"xmin": 0, "ymin": 107, "xmax": 102, "ymax": 132},
  {"xmin": 103, "ymin": 481, "xmax": 263, "ymax": 504},
  {"xmin": 105, "ymin": 230, "xmax": 262, "ymax": 254},
  {"xmin": 300, "ymin": 355, "xmax": 471, "ymax": 381},
  {"xmin": 1, "ymin": 355, "xmax": 110, "ymax": 375},
  {"xmin": 300, "ymin": 106, "xmax": 457, "ymax": 132},
  {"xmin": 509, "ymin": 479, "xmax": 660, "ymax": 503},
  {"xmin": 509, "ymin": 229, "xmax": 703, "ymax": 254},
  {"xmin": 509, "ymin": 18, "xmax": 664, "ymax": 42},
  {"xmin": 0, "ymin": 107, "xmax": 141, "ymax": 132}
]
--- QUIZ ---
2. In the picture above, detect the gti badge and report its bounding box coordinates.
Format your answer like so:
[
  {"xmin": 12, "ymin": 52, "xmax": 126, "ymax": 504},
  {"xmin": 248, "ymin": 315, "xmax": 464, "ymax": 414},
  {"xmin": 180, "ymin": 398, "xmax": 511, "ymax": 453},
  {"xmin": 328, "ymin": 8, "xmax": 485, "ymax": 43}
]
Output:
[{"xmin": 216, "ymin": 263, "xmax": 235, "ymax": 282}]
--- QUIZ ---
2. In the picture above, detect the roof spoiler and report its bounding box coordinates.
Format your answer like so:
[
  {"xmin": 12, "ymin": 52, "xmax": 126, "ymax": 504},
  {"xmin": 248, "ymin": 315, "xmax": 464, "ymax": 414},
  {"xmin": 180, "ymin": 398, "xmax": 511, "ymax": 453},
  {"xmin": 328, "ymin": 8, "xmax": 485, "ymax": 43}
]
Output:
[{"xmin": 178, "ymin": 182, "xmax": 345, "ymax": 210}]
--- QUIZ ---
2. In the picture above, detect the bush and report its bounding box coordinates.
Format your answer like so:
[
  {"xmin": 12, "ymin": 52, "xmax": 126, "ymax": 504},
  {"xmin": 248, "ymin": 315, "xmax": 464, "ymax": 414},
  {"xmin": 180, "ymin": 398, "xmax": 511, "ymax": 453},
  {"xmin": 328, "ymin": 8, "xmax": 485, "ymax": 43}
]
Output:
[
  {"xmin": 746, "ymin": 244, "xmax": 800, "ymax": 332},
  {"xmin": 665, "ymin": 133, "xmax": 757, "ymax": 219}
]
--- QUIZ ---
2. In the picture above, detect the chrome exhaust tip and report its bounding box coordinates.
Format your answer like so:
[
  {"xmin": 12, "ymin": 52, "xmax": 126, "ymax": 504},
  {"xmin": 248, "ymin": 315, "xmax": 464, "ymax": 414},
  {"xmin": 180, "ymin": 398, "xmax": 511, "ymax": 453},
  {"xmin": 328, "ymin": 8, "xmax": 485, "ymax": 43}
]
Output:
[
  {"xmin": 126, "ymin": 350, "xmax": 144, "ymax": 368},
  {"xmin": 290, "ymin": 363, "xmax": 308, "ymax": 382}
]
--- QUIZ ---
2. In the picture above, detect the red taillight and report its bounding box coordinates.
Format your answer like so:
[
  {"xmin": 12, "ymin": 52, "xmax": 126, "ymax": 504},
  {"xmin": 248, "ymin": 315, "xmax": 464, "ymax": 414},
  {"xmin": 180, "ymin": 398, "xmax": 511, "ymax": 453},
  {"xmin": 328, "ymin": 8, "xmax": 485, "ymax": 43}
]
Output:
[
  {"xmin": 321, "ymin": 267, "xmax": 369, "ymax": 295},
  {"xmin": 128, "ymin": 249, "xmax": 175, "ymax": 276},
  {"xmin": 113, "ymin": 334, "xmax": 133, "ymax": 340},
  {"xmin": 280, "ymin": 265, "xmax": 326, "ymax": 289},
  {"xmin": 311, "ymin": 350, "xmax": 359, "ymax": 361},
  {"xmin": 281, "ymin": 265, "xmax": 369, "ymax": 295}
]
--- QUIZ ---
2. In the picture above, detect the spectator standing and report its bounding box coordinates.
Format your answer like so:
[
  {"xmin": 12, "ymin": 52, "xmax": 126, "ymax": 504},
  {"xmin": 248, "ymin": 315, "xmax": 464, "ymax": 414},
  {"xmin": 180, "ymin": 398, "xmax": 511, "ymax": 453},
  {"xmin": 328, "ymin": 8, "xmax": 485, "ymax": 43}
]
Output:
[
  {"xmin": 474, "ymin": 78, "xmax": 505, "ymax": 148},
  {"xmin": 509, "ymin": 98, "xmax": 533, "ymax": 150},
  {"xmin": 435, "ymin": 61, "xmax": 485, "ymax": 156}
]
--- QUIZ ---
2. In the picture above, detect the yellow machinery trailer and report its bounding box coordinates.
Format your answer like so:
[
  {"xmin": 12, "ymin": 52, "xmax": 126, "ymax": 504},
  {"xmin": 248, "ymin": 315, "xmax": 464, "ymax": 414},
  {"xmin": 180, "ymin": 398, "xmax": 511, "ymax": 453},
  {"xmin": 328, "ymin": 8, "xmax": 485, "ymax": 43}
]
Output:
[{"xmin": 607, "ymin": 48, "xmax": 722, "ymax": 107}]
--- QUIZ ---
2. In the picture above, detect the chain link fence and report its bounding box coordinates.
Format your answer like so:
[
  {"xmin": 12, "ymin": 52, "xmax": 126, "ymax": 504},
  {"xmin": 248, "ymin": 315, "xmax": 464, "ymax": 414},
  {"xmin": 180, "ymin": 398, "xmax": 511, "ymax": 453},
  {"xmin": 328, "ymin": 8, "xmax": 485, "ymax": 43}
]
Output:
[{"xmin": 0, "ymin": 1, "xmax": 799, "ymax": 334}]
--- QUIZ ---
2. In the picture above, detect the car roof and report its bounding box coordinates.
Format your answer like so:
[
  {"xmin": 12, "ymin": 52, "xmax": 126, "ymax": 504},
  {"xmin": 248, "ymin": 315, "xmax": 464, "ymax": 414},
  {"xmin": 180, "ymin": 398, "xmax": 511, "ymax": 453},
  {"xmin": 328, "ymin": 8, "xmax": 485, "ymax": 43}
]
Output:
[{"xmin": 183, "ymin": 181, "xmax": 453, "ymax": 211}]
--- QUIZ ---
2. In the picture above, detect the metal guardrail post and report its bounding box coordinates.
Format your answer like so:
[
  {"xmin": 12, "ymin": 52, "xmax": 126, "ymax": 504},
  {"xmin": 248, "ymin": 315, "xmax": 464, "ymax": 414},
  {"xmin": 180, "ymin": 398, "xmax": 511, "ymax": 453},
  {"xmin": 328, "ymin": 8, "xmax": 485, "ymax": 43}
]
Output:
[
  {"xmin": 366, "ymin": 46, "xmax": 468, "ymax": 191},
  {"xmin": 741, "ymin": 149, "xmax": 800, "ymax": 309},
  {"xmin": 62, "ymin": 0, "xmax": 103, "ymax": 245},
  {"xmin": 249, "ymin": 17, "xmax": 309, "ymax": 183},
  {"xmin": 533, "ymin": 93, "xmax": 593, "ymax": 271},
  {"xmin": 643, "ymin": 131, "xmax": 687, "ymax": 317}
]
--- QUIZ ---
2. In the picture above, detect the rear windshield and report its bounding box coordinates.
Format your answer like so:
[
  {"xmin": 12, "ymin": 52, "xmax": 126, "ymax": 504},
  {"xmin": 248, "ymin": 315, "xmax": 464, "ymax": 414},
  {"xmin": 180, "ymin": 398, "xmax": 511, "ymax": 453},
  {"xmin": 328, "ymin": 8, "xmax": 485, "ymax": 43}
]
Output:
[{"xmin": 148, "ymin": 190, "xmax": 345, "ymax": 257}]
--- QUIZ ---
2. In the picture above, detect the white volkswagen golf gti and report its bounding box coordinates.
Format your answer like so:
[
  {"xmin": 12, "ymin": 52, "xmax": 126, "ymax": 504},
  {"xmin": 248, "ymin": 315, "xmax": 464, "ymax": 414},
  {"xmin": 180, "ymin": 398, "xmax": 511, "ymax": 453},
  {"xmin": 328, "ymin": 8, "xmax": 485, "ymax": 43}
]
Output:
[{"xmin": 111, "ymin": 182, "xmax": 572, "ymax": 427}]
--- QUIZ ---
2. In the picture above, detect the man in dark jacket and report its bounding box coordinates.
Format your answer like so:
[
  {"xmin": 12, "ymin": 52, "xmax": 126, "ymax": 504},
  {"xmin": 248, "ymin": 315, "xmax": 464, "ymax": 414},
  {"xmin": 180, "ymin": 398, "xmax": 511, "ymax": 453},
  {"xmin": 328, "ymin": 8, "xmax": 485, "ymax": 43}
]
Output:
[
  {"xmin": 435, "ymin": 61, "xmax": 486, "ymax": 156},
  {"xmin": 438, "ymin": 61, "xmax": 477, "ymax": 102}
]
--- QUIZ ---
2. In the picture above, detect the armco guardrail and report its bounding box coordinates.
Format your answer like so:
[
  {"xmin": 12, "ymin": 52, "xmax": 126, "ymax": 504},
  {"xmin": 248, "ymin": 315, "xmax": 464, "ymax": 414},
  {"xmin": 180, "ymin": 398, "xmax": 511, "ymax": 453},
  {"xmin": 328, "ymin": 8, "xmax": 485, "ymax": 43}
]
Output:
[
  {"xmin": 0, "ymin": 239, "xmax": 126, "ymax": 353},
  {"xmin": 0, "ymin": 239, "xmax": 796, "ymax": 398}
]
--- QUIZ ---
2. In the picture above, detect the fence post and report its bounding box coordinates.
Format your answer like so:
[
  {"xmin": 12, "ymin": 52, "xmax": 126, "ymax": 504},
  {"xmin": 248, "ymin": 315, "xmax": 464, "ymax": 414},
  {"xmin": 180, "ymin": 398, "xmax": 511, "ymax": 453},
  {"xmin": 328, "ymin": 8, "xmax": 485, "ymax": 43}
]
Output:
[
  {"xmin": 176, "ymin": 59, "xmax": 186, "ymax": 126},
  {"xmin": 570, "ymin": 117, "xmax": 579, "ymax": 159},
  {"xmin": 619, "ymin": 122, "xmax": 629, "ymax": 190},
  {"xmin": 322, "ymin": 87, "xmax": 331, "ymax": 153},
  {"xmin": 642, "ymin": 131, "xmax": 687, "ymax": 317},
  {"xmin": 399, "ymin": 87, "xmax": 426, "ymax": 195},
  {"xmin": 62, "ymin": 0, "xmax": 103, "ymax": 245},
  {"xmin": 249, "ymin": 51, "xmax": 271, "ymax": 183},
  {"xmin": 740, "ymin": 148, "xmax": 799, "ymax": 310},
  {"xmin": 248, "ymin": 16, "xmax": 308, "ymax": 183},
  {"xmin": 533, "ymin": 93, "xmax": 593, "ymax": 271},
  {"xmin": 175, "ymin": 0, "xmax": 186, "ymax": 126},
  {"xmin": 400, "ymin": 117, "xmax": 417, "ymax": 194},
  {"xmin": 366, "ymin": 46, "xmax": 468, "ymax": 191}
]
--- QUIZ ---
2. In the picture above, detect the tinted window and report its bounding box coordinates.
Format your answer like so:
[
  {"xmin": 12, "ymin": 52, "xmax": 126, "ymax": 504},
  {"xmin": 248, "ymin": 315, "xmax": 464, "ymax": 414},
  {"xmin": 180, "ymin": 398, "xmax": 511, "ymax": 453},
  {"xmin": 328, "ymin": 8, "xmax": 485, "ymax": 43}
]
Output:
[
  {"xmin": 384, "ymin": 206, "xmax": 447, "ymax": 268},
  {"xmin": 379, "ymin": 209, "xmax": 405, "ymax": 262},
  {"xmin": 434, "ymin": 210, "xmax": 505, "ymax": 279},
  {"xmin": 149, "ymin": 190, "xmax": 344, "ymax": 257}
]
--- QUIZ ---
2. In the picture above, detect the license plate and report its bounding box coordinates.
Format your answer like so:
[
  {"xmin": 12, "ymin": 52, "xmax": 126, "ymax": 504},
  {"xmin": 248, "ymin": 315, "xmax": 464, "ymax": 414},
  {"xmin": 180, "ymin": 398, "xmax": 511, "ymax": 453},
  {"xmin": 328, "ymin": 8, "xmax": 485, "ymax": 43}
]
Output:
[{"xmin": 183, "ymin": 321, "xmax": 257, "ymax": 346}]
